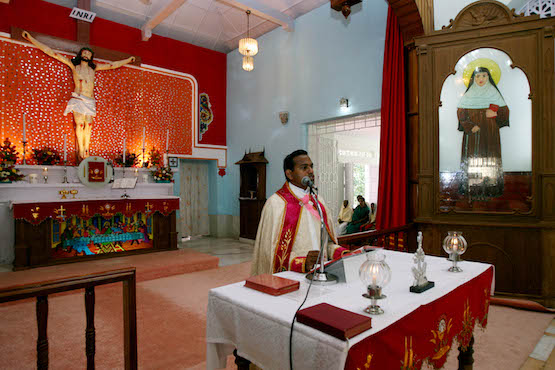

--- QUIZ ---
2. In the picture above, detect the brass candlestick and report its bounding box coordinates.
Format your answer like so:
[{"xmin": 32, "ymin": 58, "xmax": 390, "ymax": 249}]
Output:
[
  {"xmin": 62, "ymin": 159, "xmax": 69, "ymax": 183},
  {"xmin": 22, "ymin": 140, "xmax": 27, "ymax": 165}
]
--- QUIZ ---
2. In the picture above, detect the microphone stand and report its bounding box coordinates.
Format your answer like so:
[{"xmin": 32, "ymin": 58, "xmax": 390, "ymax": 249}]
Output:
[{"xmin": 305, "ymin": 185, "xmax": 338, "ymax": 285}]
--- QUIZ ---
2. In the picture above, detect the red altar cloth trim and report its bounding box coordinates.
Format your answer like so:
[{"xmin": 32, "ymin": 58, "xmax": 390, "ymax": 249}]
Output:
[
  {"xmin": 345, "ymin": 266, "xmax": 494, "ymax": 370},
  {"xmin": 12, "ymin": 198, "xmax": 180, "ymax": 224}
]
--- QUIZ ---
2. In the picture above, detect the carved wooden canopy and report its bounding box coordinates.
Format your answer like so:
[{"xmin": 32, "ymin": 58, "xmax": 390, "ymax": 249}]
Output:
[{"xmin": 441, "ymin": 0, "xmax": 536, "ymax": 30}]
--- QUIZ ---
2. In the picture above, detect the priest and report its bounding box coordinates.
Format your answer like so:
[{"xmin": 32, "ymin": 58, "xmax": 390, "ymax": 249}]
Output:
[{"xmin": 251, "ymin": 150, "xmax": 348, "ymax": 275}]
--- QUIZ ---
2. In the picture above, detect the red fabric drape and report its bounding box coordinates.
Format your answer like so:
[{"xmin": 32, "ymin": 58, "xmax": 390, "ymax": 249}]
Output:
[{"xmin": 376, "ymin": 7, "xmax": 407, "ymax": 230}]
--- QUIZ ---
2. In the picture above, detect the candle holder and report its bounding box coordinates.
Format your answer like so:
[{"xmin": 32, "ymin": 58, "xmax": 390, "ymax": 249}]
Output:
[
  {"xmin": 42, "ymin": 167, "xmax": 48, "ymax": 184},
  {"xmin": 121, "ymin": 161, "xmax": 130, "ymax": 199},
  {"xmin": 142, "ymin": 147, "xmax": 147, "ymax": 167},
  {"xmin": 362, "ymin": 285, "xmax": 387, "ymax": 315},
  {"xmin": 359, "ymin": 252, "xmax": 391, "ymax": 315},
  {"xmin": 62, "ymin": 160, "xmax": 69, "ymax": 183},
  {"xmin": 442, "ymin": 231, "xmax": 468, "ymax": 272},
  {"xmin": 22, "ymin": 140, "xmax": 27, "ymax": 165}
]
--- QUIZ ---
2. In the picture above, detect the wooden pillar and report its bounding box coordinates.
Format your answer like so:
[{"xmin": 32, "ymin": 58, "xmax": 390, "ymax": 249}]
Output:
[
  {"xmin": 85, "ymin": 287, "xmax": 96, "ymax": 370},
  {"xmin": 457, "ymin": 335, "xmax": 475, "ymax": 370},
  {"xmin": 36, "ymin": 295, "xmax": 49, "ymax": 369},
  {"xmin": 123, "ymin": 273, "xmax": 138, "ymax": 370}
]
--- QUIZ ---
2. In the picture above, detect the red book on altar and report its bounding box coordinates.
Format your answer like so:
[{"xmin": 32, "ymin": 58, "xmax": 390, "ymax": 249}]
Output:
[
  {"xmin": 244, "ymin": 274, "xmax": 300, "ymax": 296},
  {"xmin": 296, "ymin": 303, "xmax": 372, "ymax": 340}
]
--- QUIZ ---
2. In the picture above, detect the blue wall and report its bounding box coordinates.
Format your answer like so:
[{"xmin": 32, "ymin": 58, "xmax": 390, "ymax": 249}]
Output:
[{"xmin": 219, "ymin": 1, "xmax": 388, "ymax": 216}]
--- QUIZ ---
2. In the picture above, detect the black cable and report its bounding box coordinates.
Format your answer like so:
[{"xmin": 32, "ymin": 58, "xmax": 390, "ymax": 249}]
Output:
[{"xmin": 288, "ymin": 186, "xmax": 325, "ymax": 370}]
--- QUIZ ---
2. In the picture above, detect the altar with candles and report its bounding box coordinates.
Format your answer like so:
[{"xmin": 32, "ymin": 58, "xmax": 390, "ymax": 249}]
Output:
[
  {"xmin": 0, "ymin": 163, "xmax": 179, "ymax": 269},
  {"xmin": 0, "ymin": 32, "xmax": 229, "ymax": 268}
]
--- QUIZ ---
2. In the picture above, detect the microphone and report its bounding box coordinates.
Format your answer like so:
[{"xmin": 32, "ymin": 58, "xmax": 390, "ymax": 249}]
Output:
[{"xmin": 301, "ymin": 176, "xmax": 316, "ymax": 189}]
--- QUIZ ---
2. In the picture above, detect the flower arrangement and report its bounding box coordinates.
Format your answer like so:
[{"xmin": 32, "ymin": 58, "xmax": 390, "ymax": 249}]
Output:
[
  {"xmin": 114, "ymin": 151, "xmax": 139, "ymax": 167},
  {"xmin": 148, "ymin": 147, "xmax": 173, "ymax": 182},
  {"xmin": 0, "ymin": 138, "xmax": 24, "ymax": 182},
  {"xmin": 151, "ymin": 166, "xmax": 173, "ymax": 182},
  {"xmin": 32, "ymin": 147, "xmax": 61, "ymax": 165},
  {"xmin": 0, "ymin": 165, "xmax": 25, "ymax": 182},
  {"xmin": 0, "ymin": 138, "xmax": 19, "ymax": 164},
  {"xmin": 146, "ymin": 147, "xmax": 163, "ymax": 168}
]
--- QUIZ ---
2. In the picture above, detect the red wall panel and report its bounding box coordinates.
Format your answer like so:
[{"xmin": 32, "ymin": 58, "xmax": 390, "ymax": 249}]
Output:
[{"xmin": 0, "ymin": 0, "xmax": 226, "ymax": 146}]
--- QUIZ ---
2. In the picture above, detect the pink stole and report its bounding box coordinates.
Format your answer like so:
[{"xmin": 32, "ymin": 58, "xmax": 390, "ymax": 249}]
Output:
[{"xmin": 272, "ymin": 182, "xmax": 335, "ymax": 273}]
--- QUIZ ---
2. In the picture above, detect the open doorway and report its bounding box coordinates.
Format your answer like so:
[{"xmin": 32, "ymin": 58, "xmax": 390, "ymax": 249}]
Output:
[{"xmin": 308, "ymin": 111, "xmax": 381, "ymax": 223}]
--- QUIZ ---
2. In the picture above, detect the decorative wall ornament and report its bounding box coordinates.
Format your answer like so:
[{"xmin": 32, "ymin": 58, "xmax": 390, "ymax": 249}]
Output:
[
  {"xmin": 330, "ymin": 0, "xmax": 362, "ymax": 19},
  {"xmin": 279, "ymin": 111, "xmax": 289, "ymax": 125},
  {"xmin": 199, "ymin": 93, "xmax": 214, "ymax": 141}
]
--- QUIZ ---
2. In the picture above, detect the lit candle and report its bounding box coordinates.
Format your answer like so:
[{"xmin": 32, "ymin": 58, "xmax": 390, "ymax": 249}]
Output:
[
  {"xmin": 371, "ymin": 265, "xmax": 378, "ymax": 287},
  {"xmin": 142, "ymin": 127, "xmax": 146, "ymax": 150},
  {"xmin": 63, "ymin": 134, "xmax": 67, "ymax": 162},
  {"xmin": 122, "ymin": 136, "xmax": 126, "ymax": 166},
  {"xmin": 452, "ymin": 238, "xmax": 459, "ymax": 252},
  {"xmin": 165, "ymin": 129, "xmax": 169, "ymax": 152},
  {"xmin": 22, "ymin": 113, "xmax": 26, "ymax": 142},
  {"xmin": 134, "ymin": 168, "xmax": 139, "ymax": 177},
  {"xmin": 42, "ymin": 167, "xmax": 48, "ymax": 176}
]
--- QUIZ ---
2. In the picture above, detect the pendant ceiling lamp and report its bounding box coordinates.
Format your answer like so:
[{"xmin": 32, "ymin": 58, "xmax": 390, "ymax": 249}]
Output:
[
  {"xmin": 238, "ymin": 10, "xmax": 258, "ymax": 57},
  {"xmin": 242, "ymin": 55, "xmax": 254, "ymax": 71}
]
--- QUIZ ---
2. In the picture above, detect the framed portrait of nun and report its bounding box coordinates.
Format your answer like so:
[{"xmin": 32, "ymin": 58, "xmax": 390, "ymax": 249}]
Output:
[{"xmin": 438, "ymin": 48, "xmax": 532, "ymax": 213}]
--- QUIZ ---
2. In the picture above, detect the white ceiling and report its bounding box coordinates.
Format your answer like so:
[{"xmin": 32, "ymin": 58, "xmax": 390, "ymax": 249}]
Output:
[{"xmin": 45, "ymin": 0, "xmax": 328, "ymax": 53}]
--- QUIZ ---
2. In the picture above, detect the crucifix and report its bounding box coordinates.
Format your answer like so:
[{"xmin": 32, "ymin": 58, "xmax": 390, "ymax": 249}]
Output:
[{"xmin": 12, "ymin": 0, "xmax": 141, "ymax": 163}]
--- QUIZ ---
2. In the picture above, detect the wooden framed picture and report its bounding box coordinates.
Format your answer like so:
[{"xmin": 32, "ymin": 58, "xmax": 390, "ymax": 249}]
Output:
[{"xmin": 168, "ymin": 157, "xmax": 179, "ymax": 168}]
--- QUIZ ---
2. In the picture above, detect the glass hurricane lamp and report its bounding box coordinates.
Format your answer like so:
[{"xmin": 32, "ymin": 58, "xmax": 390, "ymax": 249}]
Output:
[
  {"xmin": 442, "ymin": 231, "xmax": 467, "ymax": 272},
  {"xmin": 359, "ymin": 251, "xmax": 391, "ymax": 315}
]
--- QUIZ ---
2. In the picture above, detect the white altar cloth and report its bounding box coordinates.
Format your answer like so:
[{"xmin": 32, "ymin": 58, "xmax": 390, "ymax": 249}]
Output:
[{"xmin": 206, "ymin": 250, "xmax": 493, "ymax": 370}]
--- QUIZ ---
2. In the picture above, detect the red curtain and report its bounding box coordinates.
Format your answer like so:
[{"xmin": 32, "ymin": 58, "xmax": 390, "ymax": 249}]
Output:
[{"xmin": 376, "ymin": 7, "xmax": 407, "ymax": 230}]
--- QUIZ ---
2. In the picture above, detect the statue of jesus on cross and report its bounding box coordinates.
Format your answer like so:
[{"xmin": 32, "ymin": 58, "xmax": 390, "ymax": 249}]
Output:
[{"xmin": 22, "ymin": 30, "xmax": 136, "ymax": 162}]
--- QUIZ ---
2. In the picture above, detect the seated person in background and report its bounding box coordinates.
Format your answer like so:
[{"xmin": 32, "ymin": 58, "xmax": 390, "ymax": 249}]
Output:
[
  {"xmin": 336, "ymin": 199, "xmax": 353, "ymax": 236},
  {"xmin": 360, "ymin": 202, "xmax": 377, "ymax": 231},
  {"xmin": 345, "ymin": 195, "xmax": 370, "ymax": 234},
  {"xmin": 251, "ymin": 149, "xmax": 349, "ymax": 276}
]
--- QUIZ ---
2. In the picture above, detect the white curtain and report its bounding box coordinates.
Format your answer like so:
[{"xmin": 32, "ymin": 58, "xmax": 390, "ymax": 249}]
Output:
[{"xmin": 179, "ymin": 161, "xmax": 209, "ymax": 237}]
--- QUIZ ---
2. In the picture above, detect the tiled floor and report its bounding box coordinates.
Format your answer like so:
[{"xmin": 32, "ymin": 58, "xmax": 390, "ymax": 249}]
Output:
[
  {"xmin": 178, "ymin": 236, "xmax": 254, "ymax": 267},
  {"xmin": 2, "ymin": 236, "xmax": 553, "ymax": 369},
  {"xmin": 521, "ymin": 318, "xmax": 555, "ymax": 370}
]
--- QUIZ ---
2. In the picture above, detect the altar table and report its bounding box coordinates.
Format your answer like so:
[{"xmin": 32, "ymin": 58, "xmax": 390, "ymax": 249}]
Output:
[
  {"xmin": 11, "ymin": 196, "xmax": 179, "ymax": 269},
  {"xmin": 206, "ymin": 250, "xmax": 494, "ymax": 370}
]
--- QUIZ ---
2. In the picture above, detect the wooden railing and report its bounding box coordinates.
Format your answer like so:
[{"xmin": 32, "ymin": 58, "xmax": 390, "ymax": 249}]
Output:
[
  {"xmin": 0, "ymin": 268, "xmax": 137, "ymax": 370},
  {"xmin": 338, "ymin": 223, "xmax": 417, "ymax": 253}
]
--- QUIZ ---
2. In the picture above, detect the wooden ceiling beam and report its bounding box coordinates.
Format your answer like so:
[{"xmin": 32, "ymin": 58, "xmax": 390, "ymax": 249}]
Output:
[
  {"xmin": 219, "ymin": 0, "xmax": 294, "ymax": 32},
  {"xmin": 141, "ymin": 0, "xmax": 188, "ymax": 41}
]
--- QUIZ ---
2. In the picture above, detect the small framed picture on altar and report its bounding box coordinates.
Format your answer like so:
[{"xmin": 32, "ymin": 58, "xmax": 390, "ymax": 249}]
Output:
[{"xmin": 168, "ymin": 157, "xmax": 179, "ymax": 168}]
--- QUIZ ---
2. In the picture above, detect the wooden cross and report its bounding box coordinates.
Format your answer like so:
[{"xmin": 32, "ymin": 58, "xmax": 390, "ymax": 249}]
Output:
[{"xmin": 11, "ymin": 0, "xmax": 140, "ymax": 65}]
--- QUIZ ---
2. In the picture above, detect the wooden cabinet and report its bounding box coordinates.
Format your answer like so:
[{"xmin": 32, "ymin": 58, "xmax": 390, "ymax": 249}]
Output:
[{"xmin": 236, "ymin": 152, "xmax": 268, "ymax": 240}]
